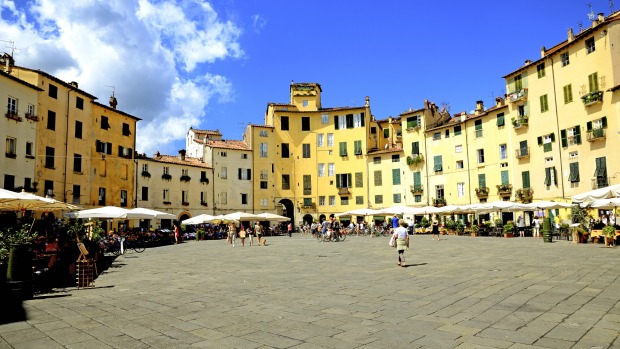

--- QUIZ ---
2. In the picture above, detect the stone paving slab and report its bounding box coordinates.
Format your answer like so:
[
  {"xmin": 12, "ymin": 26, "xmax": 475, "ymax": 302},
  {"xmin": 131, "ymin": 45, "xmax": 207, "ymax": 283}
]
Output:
[{"xmin": 1, "ymin": 234, "xmax": 619, "ymax": 348}]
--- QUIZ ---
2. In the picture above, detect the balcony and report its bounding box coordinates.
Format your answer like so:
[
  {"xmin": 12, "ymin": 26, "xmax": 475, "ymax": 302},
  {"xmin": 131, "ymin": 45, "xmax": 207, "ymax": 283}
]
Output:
[
  {"xmin": 581, "ymin": 91, "xmax": 603, "ymax": 106},
  {"xmin": 410, "ymin": 184, "xmax": 423, "ymax": 194},
  {"xmin": 507, "ymin": 88, "xmax": 528, "ymax": 103},
  {"xmin": 25, "ymin": 113, "xmax": 39, "ymax": 121},
  {"xmin": 591, "ymin": 178, "xmax": 609, "ymax": 190},
  {"xmin": 338, "ymin": 187, "xmax": 350, "ymax": 195},
  {"xmin": 496, "ymin": 184, "xmax": 513, "ymax": 196},
  {"xmin": 516, "ymin": 188, "xmax": 534, "ymax": 203},
  {"xmin": 586, "ymin": 128, "xmax": 606, "ymax": 142},
  {"xmin": 515, "ymin": 147, "xmax": 530, "ymax": 159},
  {"xmin": 200, "ymin": 177, "xmax": 209, "ymax": 184},
  {"xmin": 512, "ymin": 116, "xmax": 528, "ymax": 129},
  {"xmin": 434, "ymin": 198, "xmax": 447, "ymax": 207},
  {"xmin": 475, "ymin": 187, "xmax": 489, "ymax": 198},
  {"xmin": 406, "ymin": 154, "xmax": 424, "ymax": 166},
  {"xmin": 5, "ymin": 112, "xmax": 23, "ymax": 122},
  {"xmin": 302, "ymin": 202, "xmax": 316, "ymax": 209},
  {"xmin": 180, "ymin": 175, "xmax": 191, "ymax": 182}
]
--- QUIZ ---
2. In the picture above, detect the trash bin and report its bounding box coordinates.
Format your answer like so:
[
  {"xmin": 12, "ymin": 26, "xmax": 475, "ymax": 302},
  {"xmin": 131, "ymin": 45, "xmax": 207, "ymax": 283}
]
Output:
[{"xmin": 542, "ymin": 218, "xmax": 553, "ymax": 243}]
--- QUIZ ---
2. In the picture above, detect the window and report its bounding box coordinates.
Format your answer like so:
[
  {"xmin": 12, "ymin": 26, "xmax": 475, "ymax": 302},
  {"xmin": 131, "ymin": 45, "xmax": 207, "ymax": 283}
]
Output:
[
  {"xmin": 302, "ymin": 143, "xmax": 311, "ymax": 158},
  {"xmin": 3, "ymin": 175, "xmax": 14, "ymax": 191},
  {"xmin": 561, "ymin": 126, "xmax": 582, "ymax": 147},
  {"xmin": 122, "ymin": 123, "xmax": 131, "ymax": 136},
  {"xmin": 588, "ymin": 72, "xmax": 599, "ymax": 92},
  {"xmin": 334, "ymin": 115, "xmax": 346, "ymax": 130},
  {"xmin": 544, "ymin": 167, "xmax": 557, "ymax": 186},
  {"xmin": 496, "ymin": 113, "xmax": 505, "ymax": 127},
  {"xmin": 73, "ymin": 154, "xmax": 82, "ymax": 173},
  {"xmin": 457, "ymin": 182, "xmax": 465, "ymax": 197},
  {"xmin": 500, "ymin": 170, "xmax": 509, "ymax": 185},
  {"xmin": 499, "ymin": 144, "xmax": 507, "ymax": 160},
  {"xmin": 49, "ymin": 84, "xmax": 58, "ymax": 99},
  {"xmin": 373, "ymin": 170, "xmax": 383, "ymax": 186},
  {"xmin": 514, "ymin": 74, "xmax": 523, "ymax": 91},
  {"xmin": 142, "ymin": 186, "xmax": 148, "ymax": 201},
  {"xmin": 47, "ymin": 111, "xmax": 56, "ymax": 130},
  {"xmin": 220, "ymin": 192, "xmax": 227, "ymax": 204},
  {"xmin": 328, "ymin": 163, "xmax": 335, "ymax": 177},
  {"xmin": 142, "ymin": 164, "xmax": 149, "ymax": 173},
  {"xmin": 329, "ymin": 196, "xmax": 335, "ymax": 206},
  {"xmin": 477, "ymin": 149, "xmax": 485, "ymax": 164},
  {"xmin": 260, "ymin": 198, "xmax": 268, "ymax": 207},
  {"xmin": 120, "ymin": 190, "xmax": 128, "ymax": 207},
  {"xmin": 260, "ymin": 180, "xmax": 268, "ymax": 189},
  {"xmin": 433, "ymin": 155, "xmax": 443, "ymax": 172},
  {"xmin": 319, "ymin": 196, "xmax": 326, "ymax": 206},
  {"xmin": 392, "ymin": 169, "xmax": 401, "ymax": 185},
  {"xmin": 45, "ymin": 147, "xmax": 55, "ymax": 168},
  {"xmin": 339, "ymin": 142, "xmax": 347, "ymax": 157},
  {"xmin": 454, "ymin": 125, "xmax": 462, "ymax": 136},
  {"xmin": 393, "ymin": 193, "xmax": 402, "ymax": 203},
  {"xmin": 586, "ymin": 37, "xmax": 595, "ymax": 54},
  {"xmin": 355, "ymin": 196, "xmax": 363, "ymax": 205},
  {"xmin": 445, "ymin": 129, "xmax": 450, "ymax": 138},
  {"xmin": 433, "ymin": 132, "xmax": 441, "ymax": 141},
  {"xmin": 353, "ymin": 113, "xmax": 364, "ymax": 128},
  {"xmin": 44, "ymin": 180, "xmax": 53, "ymax": 197},
  {"xmin": 391, "ymin": 154, "xmax": 399, "ymax": 163},
  {"xmin": 163, "ymin": 189, "xmax": 170, "ymax": 202},
  {"xmin": 594, "ymin": 157, "xmax": 607, "ymax": 188},
  {"xmin": 7, "ymin": 97, "xmax": 17, "ymax": 114},
  {"xmin": 415, "ymin": 195, "xmax": 422, "ymax": 203},
  {"xmin": 456, "ymin": 160, "xmax": 464, "ymax": 169},
  {"xmin": 321, "ymin": 113, "xmax": 329, "ymax": 124},
  {"xmin": 303, "ymin": 175, "xmax": 311, "ymax": 195},
  {"xmin": 302, "ymin": 100, "xmax": 308, "ymax": 107},
  {"xmin": 563, "ymin": 84, "xmax": 573, "ymax": 104},
  {"xmin": 545, "ymin": 157, "xmax": 554, "ymax": 163},
  {"xmin": 355, "ymin": 172, "xmax": 363, "ymax": 188},
  {"xmin": 99, "ymin": 187, "xmax": 106, "ymax": 205},
  {"xmin": 406, "ymin": 116, "xmax": 421, "ymax": 129},
  {"xmin": 411, "ymin": 141, "xmax": 420, "ymax": 155},
  {"xmin": 474, "ymin": 120, "xmax": 482, "ymax": 138},
  {"xmin": 455, "ymin": 145, "xmax": 462, "ymax": 153},
  {"xmin": 522, "ymin": 171, "xmax": 530, "ymax": 189},
  {"xmin": 75, "ymin": 120, "xmax": 83, "ymax": 139},
  {"xmin": 241, "ymin": 193, "xmax": 248, "ymax": 205},
  {"xmin": 238, "ymin": 168, "xmax": 251, "ymax": 180},
  {"xmin": 435, "ymin": 184, "xmax": 445, "ymax": 200},
  {"xmin": 327, "ymin": 133, "xmax": 334, "ymax": 147},
  {"xmin": 569, "ymin": 151, "xmax": 578, "ymax": 160},
  {"xmin": 540, "ymin": 94, "xmax": 549, "ymax": 112},
  {"xmin": 383, "ymin": 129, "xmax": 389, "ymax": 138},
  {"xmin": 568, "ymin": 162, "xmax": 580, "ymax": 183},
  {"xmin": 354, "ymin": 140, "xmax": 362, "ymax": 155},
  {"xmin": 101, "ymin": 116, "xmax": 110, "ymax": 130},
  {"xmin": 220, "ymin": 151, "xmax": 227, "ymax": 157},
  {"xmin": 375, "ymin": 195, "xmax": 383, "ymax": 204},
  {"xmin": 221, "ymin": 167, "xmax": 227, "ymax": 179},
  {"xmin": 281, "ymin": 116, "xmax": 289, "ymax": 130},
  {"xmin": 201, "ymin": 191, "xmax": 207, "ymax": 204},
  {"xmin": 76, "ymin": 97, "xmax": 84, "ymax": 110},
  {"xmin": 478, "ymin": 174, "xmax": 486, "ymax": 188},
  {"xmin": 537, "ymin": 63, "xmax": 545, "ymax": 78},
  {"xmin": 561, "ymin": 52, "xmax": 570, "ymax": 66},
  {"xmin": 259, "ymin": 130, "xmax": 268, "ymax": 137},
  {"xmin": 317, "ymin": 134, "xmax": 324, "ymax": 147},
  {"xmin": 25, "ymin": 142, "xmax": 33, "ymax": 157},
  {"xmin": 260, "ymin": 143, "xmax": 268, "ymax": 157},
  {"xmin": 373, "ymin": 157, "xmax": 381, "ymax": 164},
  {"xmin": 303, "ymin": 198, "xmax": 313, "ymax": 207},
  {"xmin": 5, "ymin": 137, "xmax": 16, "ymax": 157},
  {"xmin": 336, "ymin": 173, "xmax": 352, "ymax": 188},
  {"xmin": 26, "ymin": 104, "xmax": 35, "ymax": 116},
  {"xmin": 281, "ymin": 143, "xmax": 289, "ymax": 158},
  {"xmin": 282, "ymin": 175, "xmax": 290, "ymax": 190},
  {"xmin": 318, "ymin": 163, "xmax": 325, "ymax": 177},
  {"xmin": 72, "ymin": 185, "xmax": 80, "ymax": 204},
  {"xmin": 301, "ymin": 117, "xmax": 310, "ymax": 131}
]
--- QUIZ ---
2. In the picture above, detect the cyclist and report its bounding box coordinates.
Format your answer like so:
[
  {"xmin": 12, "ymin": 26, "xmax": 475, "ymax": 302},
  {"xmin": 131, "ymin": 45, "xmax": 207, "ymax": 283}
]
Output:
[
  {"xmin": 320, "ymin": 216, "xmax": 330, "ymax": 242},
  {"xmin": 330, "ymin": 215, "xmax": 341, "ymax": 240}
]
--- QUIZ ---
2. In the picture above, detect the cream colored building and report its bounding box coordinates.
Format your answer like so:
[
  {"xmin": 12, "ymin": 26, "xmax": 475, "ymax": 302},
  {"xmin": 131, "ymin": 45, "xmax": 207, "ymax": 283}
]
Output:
[
  {"xmin": 186, "ymin": 128, "xmax": 222, "ymax": 159},
  {"xmin": 136, "ymin": 151, "xmax": 213, "ymax": 228},
  {"xmin": 0, "ymin": 66, "xmax": 40, "ymax": 193}
]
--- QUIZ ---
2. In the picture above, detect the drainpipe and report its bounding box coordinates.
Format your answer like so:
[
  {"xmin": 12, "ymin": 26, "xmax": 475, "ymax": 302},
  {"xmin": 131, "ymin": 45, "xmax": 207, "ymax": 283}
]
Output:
[
  {"xmin": 62, "ymin": 86, "xmax": 73, "ymax": 202},
  {"xmin": 550, "ymin": 56, "xmax": 566, "ymax": 199}
]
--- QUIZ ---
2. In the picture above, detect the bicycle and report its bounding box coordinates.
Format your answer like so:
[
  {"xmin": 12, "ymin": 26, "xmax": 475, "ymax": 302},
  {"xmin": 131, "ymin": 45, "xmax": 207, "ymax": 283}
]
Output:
[{"xmin": 123, "ymin": 236, "xmax": 147, "ymax": 253}]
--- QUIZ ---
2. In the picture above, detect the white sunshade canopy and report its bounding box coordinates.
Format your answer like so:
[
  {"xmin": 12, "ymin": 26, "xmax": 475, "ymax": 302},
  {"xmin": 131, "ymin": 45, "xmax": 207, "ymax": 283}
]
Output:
[
  {"xmin": 129, "ymin": 207, "xmax": 176, "ymax": 219},
  {"xmin": 181, "ymin": 214, "xmax": 216, "ymax": 225},
  {"xmin": 469, "ymin": 201, "xmax": 530, "ymax": 213},
  {"xmin": 377, "ymin": 205, "xmax": 424, "ymax": 215},
  {"xmin": 520, "ymin": 201, "xmax": 573, "ymax": 210},
  {"xmin": 0, "ymin": 188, "xmax": 80, "ymax": 212},
  {"xmin": 66, "ymin": 206, "xmax": 154, "ymax": 219},
  {"xmin": 335, "ymin": 208, "xmax": 381, "ymax": 217},
  {"xmin": 221, "ymin": 212, "xmax": 264, "ymax": 222},
  {"xmin": 588, "ymin": 198, "xmax": 620, "ymax": 209},
  {"xmin": 571, "ymin": 183, "xmax": 620, "ymax": 203},
  {"xmin": 255, "ymin": 212, "xmax": 291, "ymax": 221}
]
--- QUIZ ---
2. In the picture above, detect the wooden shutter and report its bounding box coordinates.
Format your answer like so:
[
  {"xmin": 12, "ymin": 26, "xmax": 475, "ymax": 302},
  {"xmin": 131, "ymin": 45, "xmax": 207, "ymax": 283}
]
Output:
[
  {"xmin": 544, "ymin": 168, "xmax": 551, "ymax": 186},
  {"xmin": 412, "ymin": 142, "xmax": 419, "ymax": 155},
  {"xmin": 522, "ymin": 171, "xmax": 530, "ymax": 189},
  {"xmin": 374, "ymin": 170, "xmax": 382, "ymax": 186},
  {"xmin": 587, "ymin": 121, "xmax": 592, "ymax": 131},
  {"xmin": 501, "ymin": 170, "xmax": 509, "ymax": 185},
  {"xmin": 560, "ymin": 129, "xmax": 567, "ymax": 148},
  {"xmin": 569, "ymin": 163, "xmax": 579, "ymax": 182},
  {"xmin": 360, "ymin": 112, "xmax": 365, "ymax": 126},
  {"xmin": 392, "ymin": 169, "xmax": 400, "ymax": 185},
  {"xmin": 336, "ymin": 174, "xmax": 341, "ymax": 188},
  {"xmin": 537, "ymin": 136, "xmax": 543, "ymax": 145},
  {"xmin": 347, "ymin": 173, "xmax": 352, "ymax": 188},
  {"xmin": 478, "ymin": 174, "xmax": 486, "ymax": 188},
  {"xmin": 413, "ymin": 171, "xmax": 421, "ymax": 186},
  {"xmin": 334, "ymin": 115, "xmax": 339, "ymax": 130},
  {"xmin": 602, "ymin": 116, "xmax": 607, "ymax": 128},
  {"xmin": 574, "ymin": 126, "xmax": 581, "ymax": 144},
  {"xmin": 355, "ymin": 172, "xmax": 363, "ymax": 188}
]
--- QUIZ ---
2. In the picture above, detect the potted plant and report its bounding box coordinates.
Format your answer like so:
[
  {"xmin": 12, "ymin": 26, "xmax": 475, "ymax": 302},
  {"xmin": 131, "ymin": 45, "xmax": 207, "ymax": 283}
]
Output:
[
  {"xmin": 503, "ymin": 220, "xmax": 515, "ymax": 238},
  {"xmin": 470, "ymin": 224, "xmax": 479, "ymax": 237},
  {"xmin": 602, "ymin": 226, "xmax": 616, "ymax": 247},
  {"xmin": 419, "ymin": 217, "xmax": 430, "ymax": 233},
  {"xmin": 444, "ymin": 219, "xmax": 457, "ymax": 235},
  {"xmin": 455, "ymin": 220, "xmax": 465, "ymax": 235},
  {"xmin": 2, "ymin": 223, "xmax": 37, "ymax": 299}
]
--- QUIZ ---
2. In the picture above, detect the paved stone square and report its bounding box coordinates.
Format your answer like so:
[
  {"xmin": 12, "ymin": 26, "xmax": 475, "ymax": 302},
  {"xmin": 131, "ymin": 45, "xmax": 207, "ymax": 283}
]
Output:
[{"xmin": 1, "ymin": 234, "xmax": 619, "ymax": 348}]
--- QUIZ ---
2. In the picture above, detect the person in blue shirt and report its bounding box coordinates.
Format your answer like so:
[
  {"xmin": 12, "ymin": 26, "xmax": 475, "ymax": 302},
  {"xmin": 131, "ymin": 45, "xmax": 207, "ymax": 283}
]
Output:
[{"xmin": 392, "ymin": 214, "xmax": 399, "ymax": 232}]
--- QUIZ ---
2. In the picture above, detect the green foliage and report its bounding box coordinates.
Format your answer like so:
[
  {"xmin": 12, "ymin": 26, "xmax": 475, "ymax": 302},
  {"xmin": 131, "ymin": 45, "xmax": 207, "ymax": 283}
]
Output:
[
  {"xmin": 570, "ymin": 204, "xmax": 589, "ymax": 228},
  {"xmin": 196, "ymin": 229, "xmax": 205, "ymax": 240},
  {"xmin": 0, "ymin": 223, "xmax": 37, "ymax": 260},
  {"xmin": 455, "ymin": 220, "xmax": 465, "ymax": 233},
  {"xmin": 602, "ymin": 225, "xmax": 616, "ymax": 238},
  {"xmin": 494, "ymin": 218, "xmax": 503, "ymax": 228},
  {"xmin": 503, "ymin": 220, "xmax": 515, "ymax": 233},
  {"xmin": 444, "ymin": 219, "xmax": 456, "ymax": 231},
  {"xmin": 419, "ymin": 217, "xmax": 430, "ymax": 228}
]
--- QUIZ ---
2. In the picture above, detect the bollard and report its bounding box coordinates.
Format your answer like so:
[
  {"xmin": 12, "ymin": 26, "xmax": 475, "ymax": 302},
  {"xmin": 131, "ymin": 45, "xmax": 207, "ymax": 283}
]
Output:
[{"xmin": 542, "ymin": 218, "xmax": 553, "ymax": 243}]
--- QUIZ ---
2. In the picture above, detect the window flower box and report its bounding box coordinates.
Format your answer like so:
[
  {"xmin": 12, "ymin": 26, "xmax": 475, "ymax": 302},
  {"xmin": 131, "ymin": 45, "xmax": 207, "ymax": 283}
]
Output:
[
  {"xmin": 161, "ymin": 174, "xmax": 172, "ymax": 181},
  {"xmin": 141, "ymin": 171, "xmax": 151, "ymax": 178},
  {"xmin": 200, "ymin": 177, "xmax": 209, "ymax": 184},
  {"xmin": 180, "ymin": 175, "xmax": 191, "ymax": 182},
  {"xmin": 475, "ymin": 187, "xmax": 489, "ymax": 197},
  {"xmin": 516, "ymin": 188, "xmax": 534, "ymax": 203},
  {"xmin": 581, "ymin": 91, "xmax": 603, "ymax": 106},
  {"xmin": 5, "ymin": 113, "xmax": 22, "ymax": 122},
  {"xmin": 496, "ymin": 184, "xmax": 513, "ymax": 195},
  {"xmin": 25, "ymin": 113, "xmax": 39, "ymax": 121},
  {"xmin": 200, "ymin": 201, "xmax": 208, "ymax": 207}
]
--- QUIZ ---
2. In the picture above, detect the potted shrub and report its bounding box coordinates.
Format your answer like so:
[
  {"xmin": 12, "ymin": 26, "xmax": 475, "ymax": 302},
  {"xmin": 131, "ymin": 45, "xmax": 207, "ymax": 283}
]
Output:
[
  {"xmin": 602, "ymin": 226, "xmax": 616, "ymax": 247},
  {"xmin": 470, "ymin": 224, "xmax": 479, "ymax": 237},
  {"xmin": 444, "ymin": 219, "xmax": 457, "ymax": 235},
  {"xmin": 419, "ymin": 217, "xmax": 430, "ymax": 233},
  {"xmin": 503, "ymin": 220, "xmax": 515, "ymax": 238},
  {"xmin": 455, "ymin": 220, "xmax": 465, "ymax": 235},
  {"xmin": 2, "ymin": 223, "xmax": 37, "ymax": 299}
]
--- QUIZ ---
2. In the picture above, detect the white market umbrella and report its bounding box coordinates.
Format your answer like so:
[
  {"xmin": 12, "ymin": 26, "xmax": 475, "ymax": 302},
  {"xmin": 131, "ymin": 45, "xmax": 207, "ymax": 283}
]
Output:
[
  {"xmin": 377, "ymin": 205, "xmax": 423, "ymax": 215},
  {"xmin": 204, "ymin": 214, "xmax": 235, "ymax": 224},
  {"xmin": 571, "ymin": 183, "xmax": 620, "ymax": 203},
  {"xmin": 521, "ymin": 201, "xmax": 573, "ymax": 210},
  {"xmin": 255, "ymin": 212, "xmax": 291, "ymax": 222},
  {"xmin": 0, "ymin": 188, "xmax": 79, "ymax": 212},
  {"xmin": 129, "ymin": 207, "xmax": 176, "ymax": 219},
  {"xmin": 66, "ymin": 206, "xmax": 154, "ymax": 219},
  {"xmin": 181, "ymin": 214, "xmax": 216, "ymax": 225},
  {"xmin": 470, "ymin": 201, "xmax": 529, "ymax": 214},
  {"xmin": 589, "ymin": 198, "xmax": 620, "ymax": 209},
  {"xmin": 222, "ymin": 212, "xmax": 264, "ymax": 222},
  {"xmin": 335, "ymin": 208, "xmax": 380, "ymax": 217}
]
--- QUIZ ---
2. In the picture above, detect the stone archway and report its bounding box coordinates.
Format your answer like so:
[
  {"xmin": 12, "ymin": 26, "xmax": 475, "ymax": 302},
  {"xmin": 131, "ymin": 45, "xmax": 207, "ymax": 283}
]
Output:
[
  {"xmin": 319, "ymin": 214, "xmax": 326, "ymax": 223},
  {"xmin": 178, "ymin": 213, "xmax": 190, "ymax": 223},
  {"xmin": 278, "ymin": 198, "xmax": 295, "ymax": 230},
  {"xmin": 302, "ymin": 214, "xmax": 313, "ymax": 226}
]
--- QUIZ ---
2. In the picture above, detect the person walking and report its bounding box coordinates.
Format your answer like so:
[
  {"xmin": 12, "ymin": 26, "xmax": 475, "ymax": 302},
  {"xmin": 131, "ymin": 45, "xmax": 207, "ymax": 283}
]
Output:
[
  {"xmin": 321, "ymin": 217, "xmax": 330, "ymax": 242},
  {"xmin": 174, "ymin": 225, "xmax": 180, "ymax": 244},
  {"xmin": 239, "ymin": 224, "xmax": 247, "ymax": 247},
  {"xmin": 533, "ymin": 215, "xmax": 541, "ymax": 239},
  {"xmin": 287, "ymin": 222, "xmax": 293, "ymax": 237},
  {"xmin": 391, "ymin": 214, "xmax": 399, "ymax": 233},
  {"xmin": 255, "ymin": 222, "xmax": 263, "ymax": 246},
  {"xmin": 392, "ymin": 221, "xmax": 409, "ymax": 267},
  {"xmin": 517, "ymin": 214, "xmax": 526, "ymax": 237},
  {"xmin": 431, "ymin": 217, "xmax": 440, "ymax": 240},
  {"xmin": 228, "ymin": 223, "xmax": 236, "ymax": 247}
]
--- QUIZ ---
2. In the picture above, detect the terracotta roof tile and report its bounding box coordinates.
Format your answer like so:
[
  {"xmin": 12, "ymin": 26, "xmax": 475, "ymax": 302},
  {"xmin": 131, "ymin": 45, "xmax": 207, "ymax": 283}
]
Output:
[
  {"xmin": 191, "ymin": 129, "xmax": 222, "ymax": 136},
  {"xmin": 367, "ymin": 146, "xmax": 404, "ymax": 155},
  {"xmin": 206, "ymin": 140, "xmax": 250, "ymax": 151},
  {"xmin": 146, "ymin": 154, "xmax": 211, "ymax": 169}
]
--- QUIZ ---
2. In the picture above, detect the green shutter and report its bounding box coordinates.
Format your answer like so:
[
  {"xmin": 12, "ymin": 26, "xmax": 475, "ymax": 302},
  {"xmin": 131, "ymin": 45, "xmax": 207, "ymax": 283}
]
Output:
[
  {"xmin": 354, "ymin": 140, "xmax": 362, "ymax": 155},
  {"xmin": 589, "ymin": 72, "xmax": 599, "ymax": 92},
  {"xmin": 383, "ymin": 129, "xmax": 389, "ymax": 138},
  {"xmin": 412, "ymin": 142, "xmax": 419, "ymax": 155},
  {"xmin": 569, "ymin": 163, "xmax": 580, "ymax": 183},
  {"xmin": 355, "ymin": 172, "xmax": 363, "ymax": 188},
  {"xmin": 433, "ymin": 156, "xmax": 442, "ymax": 172},
  {"xmin": 336, "ymin": 174, "xmax": 341, "ymax": 188},
  {"xmin": 454, "ymin": 126, "xmax": 461, "ymax": 136},
  {"xmin": 595, "ymin": 157, "xmax": 607, "ymax": 177},
  {"xmin": 413, "ymin": 171, "xmax": 421, "ymax": 186},
  {"xmin": 522, "ymin": 171, "xmax": 530, "ymax": 189},
  {"xmin": 374, "ymin": 170, "xmax": 382, "ymax": 186},
  {"xmin": 392, "ymin": 169, "xmax": 401, "ymax": 185},
  {"xmin": 339, "ymin": 142, "xmax": 347, "ymax": 156},
  {"xmin": 334, "ymin": 115, "xmax": 339, "ymax": 129},
  {"xmin": 475, "ymin": 120, "xmax": 482, "ymax": 130},
  {"xmin": 501, "ymin": 170, "xmax": 509, "ymax": 185},
  {"xmin": 560, "ymin": 129, "xmax": 567, "ymax": 147},
  {"xmin": 478, "ymin": 174, "xmax": 486, "ymax": 188},
  {"xmin": 543, "ymin": 143, "xmax": 552, "ymax": 152},
  {"xmin": 574, "ymin": 126, "xmax": 582, "ymax": 144},
  {"xmin": 544, "ymin": 168, "xmax": 551, "ymax": 186},
  {"xmin": 347, "ymin": 173, "xmax": 352, "ymax": 188},
  {"xmin": 496, "ymin": 114, "xmax": 505, "ymax": 126},
  {"xmin": 406, "ymin": 117, "xmax": 414, "ymax": 129}
]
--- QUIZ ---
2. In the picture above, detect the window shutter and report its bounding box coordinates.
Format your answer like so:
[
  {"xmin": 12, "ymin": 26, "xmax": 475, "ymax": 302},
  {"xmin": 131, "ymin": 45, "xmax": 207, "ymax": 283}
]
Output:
[
  {"xmin": 334, "ymin": 116, "xmax": 339, "ymax": 130},
  {"xmin": 433, "ymin": 156, "xmax": 442, "ymax": 172},
  {"xmin": 247, "ymin": 169, "xmax": 251, "ymax": 180},
  {"xmin": 412, "ymin": 142, "xmax": 419, "ymax": 155},
  {"xmin": 374, "ymin": 170, "xmax": 382, "ymax": 186},
  {"xmin": 238, "ymin": 168, "xmax": 242, "ymax": 180},
  {"xmin": 360, "ymin": 112, "xmax": 365, "ymax": 126},
  {"xmin": 496, "ymin": 114, "xmax": 505, "ymax": 126},
  {"xmin": 413, "ymin": 172, "xmax": 421, "ymax": 186},
  {"xmin": 522, "ymin": 171, "xmax": 530, "ymax": 189},
  {"xmin": 347, "ymin": 173, "xmax": 352, "ymax": 188},
  {"xmin": 478, "ymin": 174, "xmax": 486, "ymax": 188},
  {"xmin": 336, "ymin": 174, "xmax": 341, "ymax": 188},
  {"xmin": 537, "ymin": 136, "xmax": 543, "ymax": 145},
  {"xmin": 339, "ymin": 142, "xmax": 347, "ymax": 156},
  {"xmin": 392, "ymin": 169, "xmax": 400, "ymax": 185},
  {"xmin": 118, "ymin": 145, "xmax": 123, "ymax": 156},
  {"xmin": 501, "ymin": 170, "xmax": 509, "ymax": 185},
  {"xmin": 106, "ymin": 143, "xmax": 112, "ymax": 155},
  {"xmin": 549, "ymin": 133, "xmax": 555, "ymax": 142},
  {"xmin": 574, "ymin": 126, "xmax": 582, "ymax": 144},
  {"xmin": 569, "ymin": 162, "xmax": 579, "ymax": 182},
  {"xmin": 544, "ymin": 168, "xmax": 550, "ymax": 186},
  {"xmin": 560, "ymin": 129, "xmax": 567, "ymax": 148},
  {"xmin": 355, "ymin": 172, "xmax": 363, "ymax": 188},
  {"xmin": 602, "ymin": 116, "xmax": 607, "ymax": 128},
  {"xmin": 552, "ymin": 167, "xmax": 558, "ymax": 185}
]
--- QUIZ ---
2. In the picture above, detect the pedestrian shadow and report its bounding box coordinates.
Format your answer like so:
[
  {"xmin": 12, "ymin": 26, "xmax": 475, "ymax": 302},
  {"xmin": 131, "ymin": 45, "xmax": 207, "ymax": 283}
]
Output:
[{"xmin": 402, "ymin": 262, "xmax": 428, "ymax": 268}]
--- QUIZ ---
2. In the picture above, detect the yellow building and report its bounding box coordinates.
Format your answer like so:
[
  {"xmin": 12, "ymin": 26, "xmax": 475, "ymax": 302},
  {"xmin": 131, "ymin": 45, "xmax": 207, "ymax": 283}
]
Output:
[{"xmin": 261, "ymin": 82, "xmax": 371, "ymax": 226}]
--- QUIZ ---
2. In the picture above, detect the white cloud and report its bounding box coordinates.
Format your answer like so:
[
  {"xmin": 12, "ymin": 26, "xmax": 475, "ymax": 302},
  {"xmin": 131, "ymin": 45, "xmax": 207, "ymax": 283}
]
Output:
[
  {"xmin": 0, "ymin": 0, "xmax": 244, "ymax": 155},
  {"xmin": 251, "ymin": 14, "xmax": 266, "ymax": 33}
]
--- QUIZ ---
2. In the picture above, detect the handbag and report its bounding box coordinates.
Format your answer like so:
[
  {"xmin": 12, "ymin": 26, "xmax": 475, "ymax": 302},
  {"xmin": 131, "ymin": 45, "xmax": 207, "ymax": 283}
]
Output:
[
  {"xmin": 389, "ymin": 235, "xmax": 396, "ymax": 247},
  {"xmin": 239, "ymin": 230, "xmax": 246, "ymax": 238}
]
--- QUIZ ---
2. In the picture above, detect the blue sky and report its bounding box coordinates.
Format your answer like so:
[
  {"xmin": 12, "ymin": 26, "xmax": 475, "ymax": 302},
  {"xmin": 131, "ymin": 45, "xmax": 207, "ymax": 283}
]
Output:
[{"xmin": 1, "ymin": 0, "xmax": 612, "ymax": 155}]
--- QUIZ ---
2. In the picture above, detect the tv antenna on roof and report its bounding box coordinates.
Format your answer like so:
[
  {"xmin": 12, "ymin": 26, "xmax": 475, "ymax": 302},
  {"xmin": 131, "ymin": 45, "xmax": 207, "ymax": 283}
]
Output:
[
  {"xmin": 610, "ymin": 0, "xmax": 615, "ymax": 13},
  {"xmin": 0, "ymin": 40, "xmax": 17, "ymax": 56},
  {"xmin": 587, "ymin": 3, "xmax": 596, "ymax": 20},
  {"xmin": 106, "ymin": 85, "xmax": 116, "ymax": 96}
]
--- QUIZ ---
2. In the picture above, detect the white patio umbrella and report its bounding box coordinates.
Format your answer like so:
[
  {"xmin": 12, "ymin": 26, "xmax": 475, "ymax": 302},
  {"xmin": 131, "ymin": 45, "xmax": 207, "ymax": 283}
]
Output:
[
  {"xmin": 222, "ymin": 212, "xmax": 264, "ymax": 222},
  {"xmin": 0, "ymin": 188, "xmax": 79, "ymax": 212},
  {"xmin": 589, "ymin": 198, "xmax": 620, "ymax": 209},
  {"xmin": 129, "ymin": 207, "xmax": 176, "ymax": 219},
  {"xmin": 181, "ymin": 214, "xmax": 216, "ymax": 225},
  {"xmin": 335, "ymin": 208, "xmax": 380, "ymax": 217},
  {"xmin": 470, "ymin": 201, "xmax": 529, "ymax": 214},
  {"xmin": 255, "ymin": 212, "xmax": 291, "ymax": 222},
  {"xmin": 521, "ymin": 201, "xmax": 573, "ymax": 210},
  {"xmin": 377, "ymin": 205, "xmax": 423, "ymax": 215},
  {"xmin": 571, "ymin": 183, "xmax": 620, "ymax": 203},
  {"xmin": 66, "ymin": 206, "xmax": 154, "ymax": 219},
  {"xmin": 203, "ymin": 215, "xmax": 235, "ymax": 224}
]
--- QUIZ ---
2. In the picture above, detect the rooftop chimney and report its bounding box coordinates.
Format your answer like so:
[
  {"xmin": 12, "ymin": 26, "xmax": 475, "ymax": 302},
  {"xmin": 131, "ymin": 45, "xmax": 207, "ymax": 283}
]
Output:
[
  {"xmin": 567, "ymin": 27, "xmax": 575, "ymax": 42},
  {"xmin": 69, "ymin": 81, "xmax": 78, "ymax": 89},
  {"xmin": 1, "ymin": 53, "xmax": 14, "ymax": 73},
  {"xmin": 540, "ymin": 46, "xmax": 546, "ymax": 58},
  {"xmin": 460, "ymin": 111, "xmax": 467, "ymax": 122},
  {"xmin": 524, "ymin": 59, "xmax": 532, "ymax": 66},
  {"xmin": 109, "ymin": 93, "xmax": 117, "ymax": 109},
  {"xmin": 475, "ymin": 100, "xmax": 484, "ymax": 113},
  {"xmin": 179, "ymin": 149, "xmax": 186, "ymax": 161},
  {"xmin": 495, "ymin": 97, "xmax": 504, "ymax": 107}
]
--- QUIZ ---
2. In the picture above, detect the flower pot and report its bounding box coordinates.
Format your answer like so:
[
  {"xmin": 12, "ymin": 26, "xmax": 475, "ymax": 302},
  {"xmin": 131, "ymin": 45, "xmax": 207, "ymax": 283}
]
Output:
[
  {"xmin": 504, "ymin": 233, "xmax": 514, "ymax": 238},
  {"xmin": 6, "ymin": 243, "xmax": 33, "ymax": 300},
  {"xmin": 605, "ymin": 237, "xmax": 615, "ymax": 247},
  {"xmin": 471, "ymin": 233, "xmax": 477, "ymax": 237}
]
